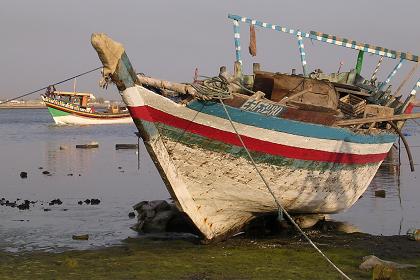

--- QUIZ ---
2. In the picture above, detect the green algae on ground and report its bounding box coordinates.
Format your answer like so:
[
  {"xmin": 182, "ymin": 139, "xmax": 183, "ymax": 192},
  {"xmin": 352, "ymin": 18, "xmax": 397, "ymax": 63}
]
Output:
[{"xmin": 0, "ymin": 234, "xmax": 419, "ymax": 280}]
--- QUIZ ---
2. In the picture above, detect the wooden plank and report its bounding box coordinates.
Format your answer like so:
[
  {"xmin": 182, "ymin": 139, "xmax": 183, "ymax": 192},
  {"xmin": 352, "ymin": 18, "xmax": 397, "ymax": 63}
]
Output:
[
  {"xmin": 335, "ymin": 112, "xmax": 420, "ymax": 126},
  {"xmin": 278, "ymin": 88, "xmax": 312, "ymax": 105},
  {"xmin": 335, "ymin": 87, "xmax": 370, "ymax": 97}
]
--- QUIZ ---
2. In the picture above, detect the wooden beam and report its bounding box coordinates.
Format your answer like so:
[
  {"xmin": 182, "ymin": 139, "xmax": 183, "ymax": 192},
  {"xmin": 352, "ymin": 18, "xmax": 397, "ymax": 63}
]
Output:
[{"xmin": 335, "ymin": 112, "xmax": 420, "ymax": 126}]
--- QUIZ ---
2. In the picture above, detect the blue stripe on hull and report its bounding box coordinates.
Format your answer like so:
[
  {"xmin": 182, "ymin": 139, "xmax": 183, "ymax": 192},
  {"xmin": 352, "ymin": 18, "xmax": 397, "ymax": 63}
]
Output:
[{"xmin": 186, "ymin": 101, "xmax": 397, "ymax": 144}]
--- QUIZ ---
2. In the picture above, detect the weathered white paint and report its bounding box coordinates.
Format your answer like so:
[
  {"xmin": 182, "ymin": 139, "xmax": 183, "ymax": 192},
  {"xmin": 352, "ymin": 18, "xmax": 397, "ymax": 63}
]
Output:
[{"xmin": 162, "ymin": 137, "xmax": 381, "ymax": 239}]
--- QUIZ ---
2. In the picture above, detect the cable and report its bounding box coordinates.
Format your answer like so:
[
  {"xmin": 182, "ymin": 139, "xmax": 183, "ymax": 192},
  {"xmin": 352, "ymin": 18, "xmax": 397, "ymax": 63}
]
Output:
[{"xmin": 0, "ymin": 66, "xmax": 102, "ymax": 105}]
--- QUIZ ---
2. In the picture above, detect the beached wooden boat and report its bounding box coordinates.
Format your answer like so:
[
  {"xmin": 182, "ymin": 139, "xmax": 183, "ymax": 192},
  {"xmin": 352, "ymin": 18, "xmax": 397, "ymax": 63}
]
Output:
[
  {"xmin": 41, "ymin": 90, "xmax": 132, "ymax": 125},
  {"xmin": 91, "ymin": 14, "xmax": 420, "ymax": 241}
]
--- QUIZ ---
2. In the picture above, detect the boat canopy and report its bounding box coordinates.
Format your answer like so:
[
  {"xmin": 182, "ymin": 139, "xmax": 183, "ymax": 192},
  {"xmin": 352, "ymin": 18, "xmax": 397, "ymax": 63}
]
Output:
[{"xmin": 228, "ymin": 14, "xmax": 419, "ymax": 90}]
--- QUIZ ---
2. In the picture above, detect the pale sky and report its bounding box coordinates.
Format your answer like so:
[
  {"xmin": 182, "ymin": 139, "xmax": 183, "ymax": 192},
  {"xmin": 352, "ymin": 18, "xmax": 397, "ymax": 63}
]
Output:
[{"xmin": 0, "ymin": 0, "xmax": 419, "ymax": 100}]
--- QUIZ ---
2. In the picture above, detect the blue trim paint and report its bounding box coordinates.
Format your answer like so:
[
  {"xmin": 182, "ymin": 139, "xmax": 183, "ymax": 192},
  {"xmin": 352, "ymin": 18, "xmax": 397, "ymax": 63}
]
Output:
[
  {"xmin": 297, "ymin": 35, "xmax": 308, "ymax": 76},
  {"xmin": 186, "ymin": 100, "xmax": 397, "ymax": 144},
  {"xmin": 379, "ymin": 59, "xmax": 404, "ymax": 90},
  {"xmin": 232, "ymin": 20, "xmax": 242, "ymax": 63}
]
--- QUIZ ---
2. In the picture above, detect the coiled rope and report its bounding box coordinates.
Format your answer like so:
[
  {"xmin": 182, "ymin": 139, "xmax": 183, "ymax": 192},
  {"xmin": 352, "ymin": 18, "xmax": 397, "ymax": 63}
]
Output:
[
  {"xmin": 0, "ymin": 66, "xmax": 102, "ymax": 105},
  {"xmin": 189, "ymin": 76, "xmax": 233, "ymax": 100},
  {"xmin": 217, "ymin": 98, "xmax": 352, "ymax": 280}
]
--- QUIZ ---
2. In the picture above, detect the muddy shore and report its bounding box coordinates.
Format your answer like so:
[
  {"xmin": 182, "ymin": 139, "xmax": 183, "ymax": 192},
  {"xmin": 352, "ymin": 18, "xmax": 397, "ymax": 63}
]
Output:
[{"xmin": 1, "ymin": 231, "xmax": 419, "ymax": 280}]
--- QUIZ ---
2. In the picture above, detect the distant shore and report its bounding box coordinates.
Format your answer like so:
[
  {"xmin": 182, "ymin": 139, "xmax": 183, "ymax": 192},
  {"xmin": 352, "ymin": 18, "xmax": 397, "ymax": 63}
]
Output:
[{"xmin": 0, "ymin": 104, "xmax": 46, "ymax": 109}]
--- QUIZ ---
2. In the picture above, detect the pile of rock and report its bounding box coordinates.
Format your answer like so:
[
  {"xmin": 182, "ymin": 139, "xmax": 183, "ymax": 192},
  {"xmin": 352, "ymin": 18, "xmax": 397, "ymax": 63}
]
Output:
[
  {"xmin": 130, "ymin": 200, "xmax": 198, "ymax": 234},
  {"xmin": 1, "ymin": 198, "xmax": 35, "ymax": 210}
]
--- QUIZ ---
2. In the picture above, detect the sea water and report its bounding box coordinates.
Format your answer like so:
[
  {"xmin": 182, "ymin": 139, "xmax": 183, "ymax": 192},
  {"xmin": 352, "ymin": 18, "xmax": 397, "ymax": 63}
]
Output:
[{"xmin": 0, "ymin": 108, "xmax": 419, "ymax": 252}]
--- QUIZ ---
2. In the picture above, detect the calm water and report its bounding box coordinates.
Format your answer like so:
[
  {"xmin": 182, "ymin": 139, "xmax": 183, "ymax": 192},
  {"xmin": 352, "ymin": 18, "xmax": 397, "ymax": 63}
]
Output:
[{"xmin": 0, "ymin": 108, "xmax": 419, "ymax": 252}]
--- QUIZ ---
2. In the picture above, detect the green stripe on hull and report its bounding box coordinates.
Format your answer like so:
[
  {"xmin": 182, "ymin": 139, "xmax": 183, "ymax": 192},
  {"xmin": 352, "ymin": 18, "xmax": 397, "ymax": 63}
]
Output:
[
  {"xmin": 155, "ymin": 122, "xmax": 370, "ymax": 172},
  {"xmin": 47, "ymin": 106, "xmax": 71, "ymax": 117}
]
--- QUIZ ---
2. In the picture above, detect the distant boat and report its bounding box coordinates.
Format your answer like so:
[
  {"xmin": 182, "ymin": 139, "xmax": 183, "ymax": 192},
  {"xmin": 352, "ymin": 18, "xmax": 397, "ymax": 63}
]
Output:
[
  {"xmin": 41, "ymin": 90, "xmax": 132, "ymax": 125},
  {"xmin": 92, "ymin": 14, "xmax": 420, "ymax": 242}
]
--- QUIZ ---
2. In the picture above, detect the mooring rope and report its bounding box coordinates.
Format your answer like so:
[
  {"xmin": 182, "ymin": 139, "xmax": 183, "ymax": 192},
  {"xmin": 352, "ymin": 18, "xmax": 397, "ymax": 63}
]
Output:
[
  {"xmin": 0, "ymin": 66, "xmax": 102, "ymax": 105},
  {"xmin": 218, "ymin": 99, "xmax": 352, "ymax": 280}
]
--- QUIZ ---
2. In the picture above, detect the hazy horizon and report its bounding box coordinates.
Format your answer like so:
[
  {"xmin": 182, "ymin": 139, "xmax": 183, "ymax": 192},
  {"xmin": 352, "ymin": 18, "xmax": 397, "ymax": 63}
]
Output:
[{"xmin": 1, "ymin": 0, "xmax": 419, "ymax": 100}]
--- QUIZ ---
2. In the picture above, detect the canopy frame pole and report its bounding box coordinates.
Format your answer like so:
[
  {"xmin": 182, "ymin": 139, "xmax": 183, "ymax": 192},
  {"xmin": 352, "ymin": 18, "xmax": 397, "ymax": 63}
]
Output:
[
  {"xmin": 409, "ymin": 78, "xmax": 420, "ymax": 97},
  {"xmin": 398, "ymin": 77, "xmax": 420, "ymax": 113},
  {"xmin": 297, "ymin": 34, "xmax": 308, "ymax": 76},
  {"xmin": 232, "ymin": 20, "xmax": 242, "ymax": 65},
  {"xmin": 370, "ymin": 56, "xmax": 384, "ymax": 82},
  {"xmin": 379, "ymin": 58, "xmax": 405, "ymax": 90}
]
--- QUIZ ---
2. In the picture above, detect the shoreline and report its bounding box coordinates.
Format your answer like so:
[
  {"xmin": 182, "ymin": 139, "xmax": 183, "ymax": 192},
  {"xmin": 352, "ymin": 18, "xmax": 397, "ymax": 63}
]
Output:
[
  {"xmin": 0, "ymin": 105, "xmax": 46, "ymax": 109},
  {"xmin": 0, "ymin": 103, "xmax": 109, "ymax": 109},
  {"xmin": 1, "ymin": 231, "xmax": 418, "ymax": 279}
]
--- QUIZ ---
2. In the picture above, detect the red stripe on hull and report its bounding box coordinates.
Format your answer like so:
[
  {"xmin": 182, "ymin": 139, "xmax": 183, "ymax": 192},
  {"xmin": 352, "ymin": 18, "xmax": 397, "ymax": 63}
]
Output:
[
  {"xmin": 129, "ymin": 105, "xmax": 388, "ymax": 164},
  {"xmin": 405, "ymin": 102, "xmax": 414, "ymax": 114}
]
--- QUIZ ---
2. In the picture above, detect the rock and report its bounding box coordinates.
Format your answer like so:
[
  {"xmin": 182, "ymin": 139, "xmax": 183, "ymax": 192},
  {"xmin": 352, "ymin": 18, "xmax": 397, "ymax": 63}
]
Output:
[
  {"xmin": 375, "ymin": 190, "xmax": 386, "ymax": 198},
  {"xmin": 59, "ymin": 145, "xmax": 67, "ymax": 150},
  {"xmin": 49, "ymin": 199, "xmax": 62, "ymax": 206},
  {"xmin": 67, "ymin": 173, "xmax": 73, "ymax": 176},
  {"xmin": 90, "ymin": 198, "xmax": 100, "ymax": 205},
  {"xmin": 115, "ymin": 144, "xmax": 138, "ymax": 150},
  {"xmin": 42, "ymin": 171, "xmax": 50, "ymax": 175},
  {"xmin": 72, "ymin": 234, "xmax": 89, "ymax": 241},
  {"xmin": 43, "ymin": 208, "xmax": 51, "ymax": 212},
  {"xmin": 17, "ymin": 200, "xmax": 30, "ymax": 210},
  {"xmin": 407, "ymin": 228, "xmax": 420, "ymax": 241},
  {"xmin": 372, "ymin": 264, "xmax": 402, "ymax": 280},
  {"xmin": 76, "ymin": 142, "xmax": 99, "ymax": 149},
  {"xmin": 128, "ymin": 212, "xmax": 136, "ymax": 219},
  {"xmin": 360, "ymin": 255, "xmax": 416, "ymax": 270},
  {"xmin": 293, "ymin": 214, "xmax": 325, "ymax": 229},
  {"xmin": 84, "ymin": 199, "xmax": 91, "ymax": 204},
  {"xmin": 132, "ymin": 200, "xmax": 198, "ymax": 235},
  {"xmin": 38, "ymin": 167, "xmax": 43, "ymax": 169},
  {"xmin": 77, "ymin": 201, "xmax": 83, "ymax": 205},
  {"xmin": 143, "ymin": 210, "xmax": 175, "ymax": 233},
  {"xmin": 4, "ymin": 200, "xmax": 16, "ymax": 208},
  {"xmin": 17, "ymin": 203, "xmax": 29, "ymax": 210},
  {"xmin": 19, "ymin": 171, "xmax": 28, "ymax": 179}
]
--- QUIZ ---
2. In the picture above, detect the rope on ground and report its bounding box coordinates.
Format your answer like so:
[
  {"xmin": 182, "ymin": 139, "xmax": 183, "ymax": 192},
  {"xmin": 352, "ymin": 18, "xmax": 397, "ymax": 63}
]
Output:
[
  {"xmin": 218, "ymin": 98, "xmax": 352, "ymax": 280},
  {"xmin": 0, "ymin": 66, "xmax": 102, "ymax": 105}
]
